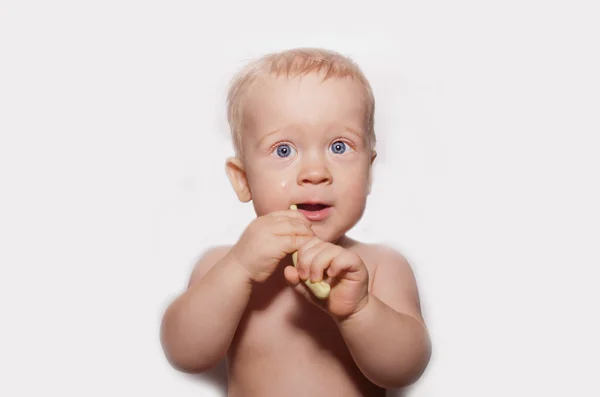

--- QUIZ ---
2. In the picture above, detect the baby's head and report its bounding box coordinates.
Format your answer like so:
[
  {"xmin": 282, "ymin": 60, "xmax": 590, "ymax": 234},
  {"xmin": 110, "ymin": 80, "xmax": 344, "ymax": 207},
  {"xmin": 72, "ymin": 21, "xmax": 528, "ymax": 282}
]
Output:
[{"xmin": 225, "ymin": 48, "xmax": 377, "ymax": 243}]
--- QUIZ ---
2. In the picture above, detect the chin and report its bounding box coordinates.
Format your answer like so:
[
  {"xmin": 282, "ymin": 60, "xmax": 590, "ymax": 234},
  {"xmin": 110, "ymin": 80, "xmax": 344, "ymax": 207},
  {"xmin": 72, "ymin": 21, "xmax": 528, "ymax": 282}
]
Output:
[
  {"xmin": 308, "ymin": 224, "xmax": 335, "ymax": 242},
  {"xmin": 312, "ymin": 220, "xmax": 356, "ymax": 244}
]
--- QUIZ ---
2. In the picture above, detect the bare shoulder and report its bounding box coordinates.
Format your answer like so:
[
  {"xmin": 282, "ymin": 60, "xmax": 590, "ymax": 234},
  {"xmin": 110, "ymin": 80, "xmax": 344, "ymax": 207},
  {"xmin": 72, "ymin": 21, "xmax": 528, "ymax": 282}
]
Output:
[
  {"xmin": 345, "ymin": 238, "xmax": 425, "ymax": 324},
  {"xmin": 187, "ymin": 244, "xmax": 233, "ymax": 287}
]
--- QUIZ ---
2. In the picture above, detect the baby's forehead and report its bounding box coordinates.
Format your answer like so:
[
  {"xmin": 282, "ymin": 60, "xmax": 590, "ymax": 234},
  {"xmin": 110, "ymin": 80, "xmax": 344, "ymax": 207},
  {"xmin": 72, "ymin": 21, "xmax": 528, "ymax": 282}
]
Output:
[
  {"xmin": 245, "ymin": 75, "xmax": 368, "ymax": 121},
  {"xmin": 251, "ymin": 73, "xmax": 365, "ymax": 98}
]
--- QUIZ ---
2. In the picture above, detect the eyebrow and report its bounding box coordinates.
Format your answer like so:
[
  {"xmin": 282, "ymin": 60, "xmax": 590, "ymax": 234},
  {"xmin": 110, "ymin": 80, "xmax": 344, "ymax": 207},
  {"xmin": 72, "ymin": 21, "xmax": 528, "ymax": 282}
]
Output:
[
  {"xmin": 341, "ymin": 124, "xmax": 364, "ymax": 140},
  {"xmin": 257, "ymin": 127, "xmax": 284, "ymax": 147},
  {"xmin": 257, "ymin": 123, "xmax": 364, "ymax": 146}
]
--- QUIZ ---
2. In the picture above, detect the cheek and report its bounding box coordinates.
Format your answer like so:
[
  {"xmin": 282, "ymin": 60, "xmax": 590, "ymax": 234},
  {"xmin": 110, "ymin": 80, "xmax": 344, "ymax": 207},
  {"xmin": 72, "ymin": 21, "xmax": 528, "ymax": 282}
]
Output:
[
  {"xmin": 278, "ymin": 175, "xmax": 294, "ymax": 193},
  {"xmin": 342, "ymin": 181, "xmax": 369, "ymax": 202},
  {"xmin": 255, "ymin": 171, "xmax": 294, "ymax": 195},
  {"xmin": 336, "ymin": 169, "xmax": 370, "ymax": 212},
  {"xmin": 337, "ymin": 181, "xmax": 368, "ymax": 211},
  {"xmin": 339, "ymin": 166, "xmax": 370, "ymax": 194},
  {"xmin": 247, "ymin": 169, "xmax": 295, "ymax": 214}
]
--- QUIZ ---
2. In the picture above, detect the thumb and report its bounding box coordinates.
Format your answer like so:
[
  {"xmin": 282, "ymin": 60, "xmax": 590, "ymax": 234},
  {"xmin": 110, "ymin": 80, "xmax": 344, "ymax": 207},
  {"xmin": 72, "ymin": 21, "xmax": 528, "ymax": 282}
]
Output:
[
  {"xmin": 283, "ymin": 266, "xmax": 309, "ymax": 297},
  {"xmin": 283, "ymin": 265, "xmax": 300, "ymax": 286}
]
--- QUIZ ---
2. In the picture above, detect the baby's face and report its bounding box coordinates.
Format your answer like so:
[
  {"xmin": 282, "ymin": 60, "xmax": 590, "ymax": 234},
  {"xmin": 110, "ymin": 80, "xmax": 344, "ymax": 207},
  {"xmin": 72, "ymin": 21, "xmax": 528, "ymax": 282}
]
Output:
[{"xmin": 234, "ymin": 73, "xmax": 375, "ymax": 243}]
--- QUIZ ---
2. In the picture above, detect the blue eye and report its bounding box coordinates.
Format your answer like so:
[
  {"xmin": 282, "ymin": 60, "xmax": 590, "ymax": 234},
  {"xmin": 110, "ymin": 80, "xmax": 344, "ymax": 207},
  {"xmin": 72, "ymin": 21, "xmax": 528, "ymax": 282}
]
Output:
[
  {"xmin": 330, "ymin": 141, "xmax": 347, "ymax": 154},
  {"xmin": 275, "ymin": 143, "xmax": 296, "ymax": 158}
]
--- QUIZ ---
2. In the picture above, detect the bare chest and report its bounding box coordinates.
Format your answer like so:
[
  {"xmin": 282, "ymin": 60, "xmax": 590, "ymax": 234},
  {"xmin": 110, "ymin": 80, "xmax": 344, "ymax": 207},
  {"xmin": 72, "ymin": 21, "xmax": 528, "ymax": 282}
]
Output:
[
  {"xmin": 224, "ymin": 250, "xmax": 384, "ymax": 396},
  {"xmin": 230, "ymin": 272, "xmax": 350, "ymax": 360},
  {"xmin": 229, "ymin": 248, "xmax": 378, "ymax": 361}
]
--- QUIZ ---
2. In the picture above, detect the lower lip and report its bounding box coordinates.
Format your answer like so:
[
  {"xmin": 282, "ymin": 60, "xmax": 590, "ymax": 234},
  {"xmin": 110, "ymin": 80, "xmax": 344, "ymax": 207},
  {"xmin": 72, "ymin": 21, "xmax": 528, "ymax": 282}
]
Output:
[{"xmin": 298, "ymin": 206, "xmax": 332, "ymax": 221}]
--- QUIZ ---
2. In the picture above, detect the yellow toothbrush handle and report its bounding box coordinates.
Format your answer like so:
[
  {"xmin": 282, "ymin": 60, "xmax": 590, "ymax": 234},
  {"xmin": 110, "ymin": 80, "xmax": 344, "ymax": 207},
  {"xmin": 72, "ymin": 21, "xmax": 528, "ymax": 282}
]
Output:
[{"xmin": 290, "ymin": 205, "xmax": 330, "ymax": 299}]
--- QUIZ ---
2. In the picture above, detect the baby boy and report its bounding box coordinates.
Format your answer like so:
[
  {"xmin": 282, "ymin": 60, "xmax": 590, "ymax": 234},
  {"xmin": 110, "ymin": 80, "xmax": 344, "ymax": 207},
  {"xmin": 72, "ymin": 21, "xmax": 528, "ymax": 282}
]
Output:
[{"xmin": 160, "ymin": 48, "xmax": 432, "ymax": 396}]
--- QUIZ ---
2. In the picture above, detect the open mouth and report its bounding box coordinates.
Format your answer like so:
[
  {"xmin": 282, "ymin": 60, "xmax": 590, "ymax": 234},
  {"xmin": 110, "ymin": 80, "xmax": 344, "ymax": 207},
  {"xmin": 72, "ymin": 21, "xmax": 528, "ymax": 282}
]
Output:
[
  {"xmin": 294, "ymin": 203, "xmax": 332, "ymax": 221},
  {"xmin": 297, "ymin": 203, "xmax": 330, "ymax": 211}
]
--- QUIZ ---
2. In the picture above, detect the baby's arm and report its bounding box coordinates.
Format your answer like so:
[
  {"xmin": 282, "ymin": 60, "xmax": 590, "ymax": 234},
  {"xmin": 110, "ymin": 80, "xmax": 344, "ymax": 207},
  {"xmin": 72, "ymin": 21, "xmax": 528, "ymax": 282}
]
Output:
[
  {"xmin": 336, "ymin": 246, "xmax": 432, "ymax": 388},
  {"xmin": 160, "ymin": 245, "xmax": 251, "ymax": 373}
]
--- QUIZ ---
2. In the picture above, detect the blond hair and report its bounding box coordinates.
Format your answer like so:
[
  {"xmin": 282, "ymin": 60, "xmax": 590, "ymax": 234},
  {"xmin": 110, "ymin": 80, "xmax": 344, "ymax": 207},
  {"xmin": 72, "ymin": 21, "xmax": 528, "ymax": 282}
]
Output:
[{"xmin": 226, "ymin": 47, "xmax": 376, "ymax": 157}]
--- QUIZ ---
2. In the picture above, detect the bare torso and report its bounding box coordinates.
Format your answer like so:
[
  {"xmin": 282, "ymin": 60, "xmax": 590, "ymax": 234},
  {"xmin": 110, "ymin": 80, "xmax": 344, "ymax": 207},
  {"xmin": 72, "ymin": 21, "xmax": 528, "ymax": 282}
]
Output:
[{"xmin": 223, "ymin": 237, "xmax": 385, "ymax": 397}]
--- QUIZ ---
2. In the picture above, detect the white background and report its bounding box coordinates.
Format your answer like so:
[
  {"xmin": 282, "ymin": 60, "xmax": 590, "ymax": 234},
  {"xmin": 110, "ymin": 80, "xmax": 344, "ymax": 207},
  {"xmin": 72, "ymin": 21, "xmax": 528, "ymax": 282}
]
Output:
[{"xmin": 1, "ymin": 1, "xmax": 599, "ymax": 396}]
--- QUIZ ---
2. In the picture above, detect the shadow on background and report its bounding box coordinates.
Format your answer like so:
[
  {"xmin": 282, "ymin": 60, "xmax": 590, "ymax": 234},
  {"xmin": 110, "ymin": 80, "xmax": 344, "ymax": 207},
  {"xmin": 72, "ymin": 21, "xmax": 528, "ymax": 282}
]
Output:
[
  {"xmin": 190, "ymin": 358, "xmax": 228, "ymax": 394},
  {"xmin": 387, "ymin": 387, "xmax": 408, "ymax": 397}
]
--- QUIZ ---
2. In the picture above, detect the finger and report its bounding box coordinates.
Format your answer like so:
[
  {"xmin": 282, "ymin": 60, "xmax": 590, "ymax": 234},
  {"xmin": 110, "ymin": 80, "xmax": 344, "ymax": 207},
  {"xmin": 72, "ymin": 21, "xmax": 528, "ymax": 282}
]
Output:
[
  {"xmin": 268, "ymin": 210, "xmax": 312, "ymax": 224},
  {"xmin": 274, "ymin": 220, "xmax": 316, "ymax": 256},
  {"xmin": 273, "ymin": 218, "xmax": 314, "ymax": 234},
  {"xmin": 289, "ymin": 275, "xmax": 323, "ymax": 307},
  {"xmin": 272, "ymin": 219, "xmax": 314, "ymax": 237},
  {"xmin": 281, "ymin": 234, "xmax": 315, "ymax": 254},
  {"xmin": 283, "ymin": 265, "xmax": 300, "ymax": 286},
  {"xmin": 271, "ymin": 216, "xmax": 312, "ymax": 231},
  {"xmin": 296, "ymin": 237, "xmax": 324, "ymax": 279},
  {"xmin": 298, "ymin": 235, "xmax": 323, "ymax": 253},
  {"xmin": 309, "ymin": 245, "xmax": 344, "ymax": 283},
  {"xmin": 327, "ymin": 250, "xmax": 364, "ymax": 281}
]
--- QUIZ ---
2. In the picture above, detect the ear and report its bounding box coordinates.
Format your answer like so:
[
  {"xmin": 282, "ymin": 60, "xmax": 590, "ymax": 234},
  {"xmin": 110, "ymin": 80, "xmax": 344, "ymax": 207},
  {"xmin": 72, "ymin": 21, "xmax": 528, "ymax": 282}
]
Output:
[
  {"xmin": 367, "ymin": 150, "xmax": 377, "ymax": 195},
  {"xmin": 225, "ymin": 156, "xmax": 252, "ymax": 202}
]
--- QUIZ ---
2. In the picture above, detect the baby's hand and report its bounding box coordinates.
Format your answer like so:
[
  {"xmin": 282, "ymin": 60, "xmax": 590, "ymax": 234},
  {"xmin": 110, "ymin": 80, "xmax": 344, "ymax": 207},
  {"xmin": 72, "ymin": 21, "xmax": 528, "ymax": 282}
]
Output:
[
  {"xmin": 230, "ymin": 210, "xmax": 315, "ymax": 283},
  {"xmin": 284, "ymin": 237, "xmax": 369, "ymax": 320}
]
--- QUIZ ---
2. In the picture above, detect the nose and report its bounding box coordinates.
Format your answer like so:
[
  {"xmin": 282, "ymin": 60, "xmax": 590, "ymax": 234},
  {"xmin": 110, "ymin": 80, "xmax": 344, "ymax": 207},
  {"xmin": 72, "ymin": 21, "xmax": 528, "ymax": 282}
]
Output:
[{"xmin": 297, "ymin": 155, "xmax": 332, "ymax": 185}]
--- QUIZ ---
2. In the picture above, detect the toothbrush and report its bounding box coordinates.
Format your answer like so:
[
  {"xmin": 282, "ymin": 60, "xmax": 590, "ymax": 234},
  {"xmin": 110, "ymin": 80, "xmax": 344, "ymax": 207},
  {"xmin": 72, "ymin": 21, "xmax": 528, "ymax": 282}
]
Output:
[{"xmin": 290, "ymin": 204, "xmax": 331, "ymax": 299}]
